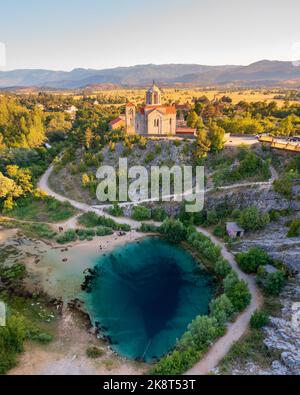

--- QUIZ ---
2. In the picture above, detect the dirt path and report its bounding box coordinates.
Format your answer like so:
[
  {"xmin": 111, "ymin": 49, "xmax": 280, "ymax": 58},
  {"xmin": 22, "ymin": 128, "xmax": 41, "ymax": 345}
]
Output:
[
  {"xmin": 37, "ymin": 164, "xmax": 264, "ymax": 375},
  {"xmin": 38, "ymin": 165, "xmax": 141, "ymax": 229},
  {"xmin": 185, "ymin": 227, "xmax": 263, "ymax": 375}
]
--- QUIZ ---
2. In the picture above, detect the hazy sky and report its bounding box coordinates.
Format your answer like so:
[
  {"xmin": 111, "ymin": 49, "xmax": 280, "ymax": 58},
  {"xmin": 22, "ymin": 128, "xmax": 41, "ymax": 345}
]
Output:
[{"xmin": 1, "ymin": 0, "xmax": 300, "ymax": 71}]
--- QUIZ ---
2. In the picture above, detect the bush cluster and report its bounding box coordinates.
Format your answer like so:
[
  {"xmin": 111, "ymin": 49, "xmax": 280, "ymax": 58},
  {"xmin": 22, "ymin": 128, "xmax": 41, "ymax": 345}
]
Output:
[
  {"xmin": 78, "ymin": 212, "xmax": 131, "ymax": 231},
  {"xmin": 238, "ymin": 206, "xmax": 270, "ymax": 232},
  {"xmin": 287, "ymin": 219, "xmax": 300, "ymax": 238},
  {"xmin": 257, "ymin": 269, "xmax": 285, "ymax": 296},
  {"xmin": 236, "ymin": 247, "xmax": 272, "ymax": 273},
  {"xmin": 131, "ymin": 206, "xmax": 152, "ymax": 221}
]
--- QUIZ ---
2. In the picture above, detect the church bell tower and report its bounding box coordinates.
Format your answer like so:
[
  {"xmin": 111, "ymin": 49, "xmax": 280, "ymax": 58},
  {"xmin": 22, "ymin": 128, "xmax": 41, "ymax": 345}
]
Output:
[
  {"xmin": 125, "ymin": 102, "xmax": 136, "ymax": 134},
  {"xmin": 146, "ymin": 81, "xmax": 161, "ymax": 105}
]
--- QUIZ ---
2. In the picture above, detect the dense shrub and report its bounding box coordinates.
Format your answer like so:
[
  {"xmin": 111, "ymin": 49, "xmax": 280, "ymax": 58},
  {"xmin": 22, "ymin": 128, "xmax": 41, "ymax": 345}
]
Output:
[
  {"xmin": 0, "ymin": 263, "xmax": 26, "ymax": 281},
  {"xmin": 179, "ymin": 316, "xmax": 223, "ymax": 352},
  {"xmin": 264, "ymin": 271, "xmax": 285, "ymax": 296},
  {"xmin": 238, "ymin": 206, "xmax": 270, "ymax": 231},
  {"xmin": 131, "ymin": 206, "xmax": 151, "ymax": 221},
  {"xmin": 213, "ymin": 223, "xmax": 226, "ymax": 238},
  {"xmin": 287, "ymin": 219, "xmax": 300, "ymax": 238},
  {"xmin": 236, "ymin": 247, "xmax": 272, "ymax": 273},
  {"xmin": 250, "ymin": 310, "xmax": 269, "ymax": 329},
  {"xmin": 224, "ymin": 271, "xmax": 251, "ymax": 312},
  {"xmin": 145, "ymin": 152, "xmax": 155, "ymax": 164},
  {"xmin": 206, "ymin": 210, "xmax": 219, "ymax": 225},
  {"xmin": 151, "ymin": 207, "xmax": 168, "ymax": 222},
  {"xmin": 160, "ymin": 218, "xmax": 187, "ymax": 244},
  {"xmin": 257, "ymin": 266, "xmax": 285, "ymax": 296},
  {"xmin": 273, "ymin": 177, "xmax": 293, "ymax": 199},
  {"xmin": 139, "ymin": 223, "xmax": 160, "ymax": 233},
  {"xmin": 150, "ymin": 348, "xmax": 201, "ymax": 375},
  {"xmin": 77, "ymin": 212, "xmax": 99, "ymax": 228},
  {"xmin": 95, "ymin": 226, "xmax": 114, "ymax": 237},
  {"xmin": 56, "ymin": 230, "xmax": 78, "ymax": 244},
  {"xmin": 107, "ymin": 203, "xmax": 124, "ymax": 217},
  {"xmin": 76, "ymin": 228, "xmax": 95, "ymax": 240},
  {"xmin": 214, "ymin": 258, "xmax": 232, "ymax": 278},
  {"xmin": 0, "ymin": 315, "xmax": 26, "ymax": 374},
  {"xmin": 78, "ymin": 212, "xmax": 131, "ymax": 232},
  {"xmin": 212, "ymin": 150, "xmax": 270, "ymax": 186},
  {"xmin": 27, "ymin": 330, "xmax": 53, "ymax": 344},
  {"xmin": 210, "ymin": 295, "xmax": 234, "ymax": 324},
  {"xmin": 187, "ymin": 231, "xmax": 222, "ymax": 262}
]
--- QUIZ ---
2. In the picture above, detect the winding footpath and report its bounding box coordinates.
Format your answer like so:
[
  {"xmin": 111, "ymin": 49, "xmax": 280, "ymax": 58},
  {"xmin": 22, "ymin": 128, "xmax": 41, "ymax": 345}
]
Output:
[
  {"xmin": 37, "ymin": 164, "xmax": 265, "ymax": 375},
  {"xmin": 185, "ymin": 227, "xmax": 262, "ymax": 375}
]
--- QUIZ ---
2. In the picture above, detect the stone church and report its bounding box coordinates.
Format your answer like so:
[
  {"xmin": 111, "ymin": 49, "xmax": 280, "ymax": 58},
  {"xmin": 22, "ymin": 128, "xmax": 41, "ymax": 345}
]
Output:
[{"xmin": 125, "ymin": 83, "xmax": 177, "ymax": 135}]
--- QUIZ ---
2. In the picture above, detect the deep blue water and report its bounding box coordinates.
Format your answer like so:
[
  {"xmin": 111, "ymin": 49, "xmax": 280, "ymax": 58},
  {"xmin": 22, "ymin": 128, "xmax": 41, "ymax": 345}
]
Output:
[{"xmin": 83, "ymin": 237, "xmax": 215, "ymax": 362}]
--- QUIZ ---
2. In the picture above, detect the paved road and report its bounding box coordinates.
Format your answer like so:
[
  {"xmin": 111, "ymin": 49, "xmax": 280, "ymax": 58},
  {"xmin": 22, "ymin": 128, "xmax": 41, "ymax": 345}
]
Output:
[
  {"xmin": 38, "ymin": 164, "xmax": 264, "ymax": 375},
  {"xmin": 225, "ymin": 135, "xmax": 258, "ymax": 147}
]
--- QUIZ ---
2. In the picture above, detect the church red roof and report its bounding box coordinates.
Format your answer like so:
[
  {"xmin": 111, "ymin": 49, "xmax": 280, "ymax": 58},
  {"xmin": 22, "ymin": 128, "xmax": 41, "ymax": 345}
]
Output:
[
  {"xmin": 126, "ymin": 102, "xmax": 135, "ymax": 107},
  {"xmin": 164, "ymin": 106, "xmax": 176, "ymax": 114},
  {"xmin": 139, "ymin": 105, "xmax": 176, "ymax": 115}
]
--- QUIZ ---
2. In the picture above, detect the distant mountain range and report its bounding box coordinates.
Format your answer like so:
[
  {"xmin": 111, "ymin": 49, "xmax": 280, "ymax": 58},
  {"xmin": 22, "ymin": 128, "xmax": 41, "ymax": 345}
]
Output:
[{"xmin": 1, "ymin": 60, "xmax": 300, "ymax": 89}]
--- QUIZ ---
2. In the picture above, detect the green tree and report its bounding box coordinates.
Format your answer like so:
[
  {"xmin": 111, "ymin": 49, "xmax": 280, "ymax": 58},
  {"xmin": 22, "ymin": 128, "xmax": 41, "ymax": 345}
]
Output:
[
  {"xmin": 210, "ymin": 294, "xmax": 234, "ymax": 324},
  {"xmin": 6, "ymin": 165, "xmax": 33, "ymax": 195},
  {"xmin": 131, "ymin": 206, "xmax": 151, "ymax": 221},
  {"xmin": 180, "ymin": 316, "xmax": 221, "ymax": 351},
  {"xmin": 264, "ymin": 271, "xmax": 285, "ymax": 296},
  {"xmin": 214, "ymin": 258, "xmax": 232, "ymax": 278},
  {"xmin": 207, "ymin": 122, "xmax": 225, "ymax": 152},
  {"xmin": 238, "ymin": 206, "xmax": 270, "ymax": 231},
  {"xmin": 85, "ymin": 127, "xmax": 94, "ymax": 150},
  {"xmin": 236, "ymin": 247, "xmax": 271, "ymax": 273},
  {"xmin": 187, "ymin": 111, "xmax": 200, "ymax": 128},
  {"xmin": 224, "ymin": 271, "xmax": 251, "ymax": 312},
  {"xmin": 159, "ymin": 218, "xmax": 187, "ymax": 244}
]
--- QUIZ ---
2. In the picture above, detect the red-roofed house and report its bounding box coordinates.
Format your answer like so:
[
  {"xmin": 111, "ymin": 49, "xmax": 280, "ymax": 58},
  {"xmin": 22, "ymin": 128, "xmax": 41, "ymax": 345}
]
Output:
[{"xmin": 109, "ymin": 115, "xmax": 125, "ymax": 131}]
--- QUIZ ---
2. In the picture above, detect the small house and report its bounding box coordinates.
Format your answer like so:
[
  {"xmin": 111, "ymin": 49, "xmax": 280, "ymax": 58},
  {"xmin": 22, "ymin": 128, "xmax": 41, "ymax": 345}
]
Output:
[
  {"xmin": 109, "ymin": 115, "xmax": 126, "ymax": 131},
  {"xmin": 226, "ymin": 222, "xmax": 245, "ymax": 238}
]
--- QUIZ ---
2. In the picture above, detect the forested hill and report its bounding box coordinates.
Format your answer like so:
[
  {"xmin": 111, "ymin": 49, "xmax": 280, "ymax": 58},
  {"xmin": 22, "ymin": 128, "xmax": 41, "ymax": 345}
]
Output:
[{"xmin": 1, "ymin": 60, "xmax": 300, "ymax": 89}]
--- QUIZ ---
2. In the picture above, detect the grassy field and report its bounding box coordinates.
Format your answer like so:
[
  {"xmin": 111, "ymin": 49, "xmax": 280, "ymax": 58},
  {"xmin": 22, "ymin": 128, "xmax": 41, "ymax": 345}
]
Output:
[
  {"xmin": 71, "ymin": 88, "xmax": 287, "ymax": 107},
  {"xmin": 4, "ymin": 197, "xmax": 77, "ymax": 223},
  {"xmin": 0, "ymin": 219, "xmax": 57, "ymax": 239}
]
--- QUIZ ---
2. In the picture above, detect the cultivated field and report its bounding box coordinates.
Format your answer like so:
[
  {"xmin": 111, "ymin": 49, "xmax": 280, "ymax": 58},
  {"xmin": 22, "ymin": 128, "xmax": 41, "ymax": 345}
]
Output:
[{"xmin": 70, "ymin": 88, "xmax": 289, "ymax": 107}]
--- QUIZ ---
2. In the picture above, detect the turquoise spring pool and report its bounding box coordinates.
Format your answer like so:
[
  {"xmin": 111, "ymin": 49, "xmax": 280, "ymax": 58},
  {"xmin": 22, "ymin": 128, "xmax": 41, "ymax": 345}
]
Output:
[{"xmin": 82, "ymin": 237, "xmax": 215, "ymax": 363}]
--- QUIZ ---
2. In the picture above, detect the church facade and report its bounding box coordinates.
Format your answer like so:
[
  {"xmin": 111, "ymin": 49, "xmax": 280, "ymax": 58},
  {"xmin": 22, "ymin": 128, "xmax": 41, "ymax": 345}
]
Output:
[{"xmin": 125, "ymin": 83, "xmax": 177, "ymax": 136}]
